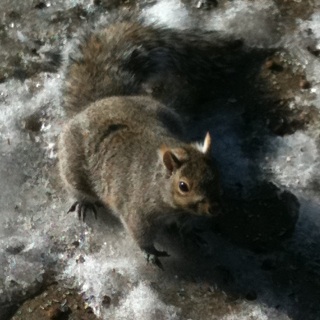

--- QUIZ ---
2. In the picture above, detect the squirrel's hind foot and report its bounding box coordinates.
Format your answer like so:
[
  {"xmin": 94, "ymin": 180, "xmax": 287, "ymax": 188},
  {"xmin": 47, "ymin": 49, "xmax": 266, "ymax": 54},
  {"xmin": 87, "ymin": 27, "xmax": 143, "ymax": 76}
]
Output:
[{"xmin": 67, "ymin": 201, "xmax": 98, "ymax": 221}]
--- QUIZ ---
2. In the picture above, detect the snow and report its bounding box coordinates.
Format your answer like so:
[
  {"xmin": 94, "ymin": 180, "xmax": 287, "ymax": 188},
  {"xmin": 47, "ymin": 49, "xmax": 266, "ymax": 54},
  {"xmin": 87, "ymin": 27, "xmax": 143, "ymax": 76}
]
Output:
[
  {"xmin": 142, "ymin": 0, "xmax": 190, "ymax": 29},
  {"xmin": 204, "ymin": 0, "xmax": 280, "ymax": 47},
  {"xmin": 264, "ymin": 131, "xmax": 319, "ymax": 189}
]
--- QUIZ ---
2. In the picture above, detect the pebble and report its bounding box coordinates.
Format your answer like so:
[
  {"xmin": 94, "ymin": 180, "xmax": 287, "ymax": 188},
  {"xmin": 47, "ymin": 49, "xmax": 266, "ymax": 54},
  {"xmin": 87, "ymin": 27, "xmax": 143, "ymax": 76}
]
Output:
[
  {"xmin": 47, "ymin": 305, "xmax": 62, "ymax": 319},
  {"xmin": 299, "ymin": 79, "xmax": 311, "ymax": 89},
  {"xmin": 265, "ymin": 59, "xmax": 283, "ymax": 72},
  {"xmin": 245, "ymin": 290, "xmax": 257, "ymax": 301},
  {"xmin": 102, "ymin": 295, "xmax": 111, "ymax": 307}
]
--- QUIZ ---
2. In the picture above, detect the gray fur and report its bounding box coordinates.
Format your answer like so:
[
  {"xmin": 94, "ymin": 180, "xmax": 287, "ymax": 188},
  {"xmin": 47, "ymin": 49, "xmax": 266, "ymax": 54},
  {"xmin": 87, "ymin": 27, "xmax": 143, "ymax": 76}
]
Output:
[{"xmin": 59, "ymin": 22, "xmax": 222, "ymax": 265}]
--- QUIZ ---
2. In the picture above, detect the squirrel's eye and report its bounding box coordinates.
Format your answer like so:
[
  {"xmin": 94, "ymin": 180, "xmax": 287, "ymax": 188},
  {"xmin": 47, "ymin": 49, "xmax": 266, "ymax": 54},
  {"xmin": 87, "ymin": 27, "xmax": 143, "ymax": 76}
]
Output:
[{"xmin": 179, "ymin": 181, "xmax": 189, "ymax": 193}]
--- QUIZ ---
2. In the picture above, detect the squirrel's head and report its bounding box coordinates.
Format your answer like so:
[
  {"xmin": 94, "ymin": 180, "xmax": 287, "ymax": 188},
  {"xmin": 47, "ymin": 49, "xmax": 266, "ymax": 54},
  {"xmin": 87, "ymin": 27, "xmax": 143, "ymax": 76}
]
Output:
[{"xmin": 159, "ymin": 132, "xmax": 221, "ymax": 216}]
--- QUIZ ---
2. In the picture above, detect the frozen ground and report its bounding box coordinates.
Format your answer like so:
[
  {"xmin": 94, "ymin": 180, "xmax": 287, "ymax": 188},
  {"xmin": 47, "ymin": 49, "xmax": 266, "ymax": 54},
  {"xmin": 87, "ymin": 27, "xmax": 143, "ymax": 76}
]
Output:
[{"xmin": 1, "ymin": 0, "xmax": 320, "ymax": 319}]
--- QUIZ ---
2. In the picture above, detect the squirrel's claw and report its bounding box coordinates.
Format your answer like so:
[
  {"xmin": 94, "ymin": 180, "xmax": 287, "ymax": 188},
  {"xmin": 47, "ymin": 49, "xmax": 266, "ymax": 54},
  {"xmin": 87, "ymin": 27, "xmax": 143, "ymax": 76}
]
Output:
[
  {"xmin": 67, "ymin": 201, "xmax": 98, "ymax": 221},
  {"xmin": 155, "ymin": 250, "xmax": 170, "ymax": 257},
  {"xmin": 67, "ymin": 202, "xmax": 78, "ymax": 214},
  {"xmin": 144, "ymin": 253, "xmax": 164, "ymax": 270},
  {"xmin": 143, "ymin": 248, "xmax": 170, "ymax": 270}
]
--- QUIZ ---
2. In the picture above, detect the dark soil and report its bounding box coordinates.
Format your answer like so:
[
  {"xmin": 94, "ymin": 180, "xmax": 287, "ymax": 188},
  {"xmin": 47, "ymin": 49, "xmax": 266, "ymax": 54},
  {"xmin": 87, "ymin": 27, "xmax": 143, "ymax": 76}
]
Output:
[{"xmin": 11, "ymin": 283, "xmax": 99, "ymax": 320}]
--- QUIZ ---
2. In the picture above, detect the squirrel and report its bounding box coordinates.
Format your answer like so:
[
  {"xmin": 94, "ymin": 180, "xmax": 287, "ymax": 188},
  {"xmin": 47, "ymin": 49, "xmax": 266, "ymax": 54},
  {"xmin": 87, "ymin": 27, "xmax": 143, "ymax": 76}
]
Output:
[{"xmin": 58, "ymin": 21, "xmax": 224, "ymax": 268}]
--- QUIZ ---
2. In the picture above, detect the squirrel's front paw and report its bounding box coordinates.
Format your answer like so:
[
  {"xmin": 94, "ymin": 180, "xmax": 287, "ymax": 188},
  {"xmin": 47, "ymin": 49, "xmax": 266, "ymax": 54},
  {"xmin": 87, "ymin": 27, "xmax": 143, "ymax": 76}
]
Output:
[
  {"xmin": 144, "ymin": 252, "xmax": 169, "ymax": 270},
  {"xmin": 67, "ymin": 201, "xmax": 98, "ymax": 221},
  {"xmin": 142, "ymin": 247, "xmax": 170, "ymax": 270}
]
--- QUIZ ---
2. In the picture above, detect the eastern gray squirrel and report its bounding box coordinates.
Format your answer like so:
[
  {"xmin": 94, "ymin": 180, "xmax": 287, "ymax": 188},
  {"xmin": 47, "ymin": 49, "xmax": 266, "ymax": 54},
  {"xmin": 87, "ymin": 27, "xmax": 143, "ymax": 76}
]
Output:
[{"xmin": 58, "ymin": 22, "xmax": 224, "ymax": 268}]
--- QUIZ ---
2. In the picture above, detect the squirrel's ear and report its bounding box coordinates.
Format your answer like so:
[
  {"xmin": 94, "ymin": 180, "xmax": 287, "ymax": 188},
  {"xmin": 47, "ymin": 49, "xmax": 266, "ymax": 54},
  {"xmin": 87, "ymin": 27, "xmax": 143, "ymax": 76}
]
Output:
[
  {"xmin": 194, "ymin": 132, "xmax": 212, "ymax": 155},
  {"xmin": 202, "ymin": 132, "xmax": 211, "ymax": 155},
  {"xmin": 159, "ymin": 145, "xmax": 186, "ymax": 173}
]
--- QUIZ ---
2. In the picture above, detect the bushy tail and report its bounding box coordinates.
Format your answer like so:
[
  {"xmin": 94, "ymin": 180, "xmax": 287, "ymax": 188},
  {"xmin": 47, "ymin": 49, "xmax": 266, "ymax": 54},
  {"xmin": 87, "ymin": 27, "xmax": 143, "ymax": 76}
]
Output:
[{"xmin": 64, "ymin": 21, "xmax": 243, "ymax": 115}]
